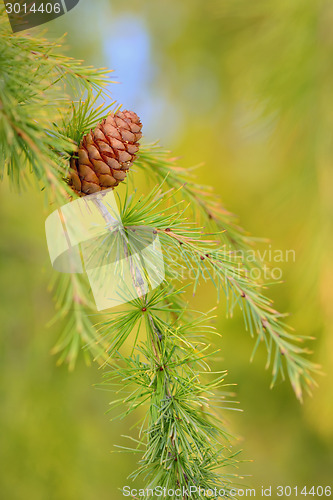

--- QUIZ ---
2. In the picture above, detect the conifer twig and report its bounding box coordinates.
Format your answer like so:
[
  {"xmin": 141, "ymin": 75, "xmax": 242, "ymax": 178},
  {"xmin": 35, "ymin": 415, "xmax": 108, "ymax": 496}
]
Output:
[{"xmin": 117, "ymin": 185, "xmax": 320, "ymax": 401}]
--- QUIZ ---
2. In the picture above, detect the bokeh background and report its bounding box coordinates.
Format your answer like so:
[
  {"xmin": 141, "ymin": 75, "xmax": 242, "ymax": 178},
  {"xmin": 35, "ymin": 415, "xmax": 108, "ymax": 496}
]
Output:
[{"xmin": 1, "ymin": 0, "xmax": 333, "ymax": 498}]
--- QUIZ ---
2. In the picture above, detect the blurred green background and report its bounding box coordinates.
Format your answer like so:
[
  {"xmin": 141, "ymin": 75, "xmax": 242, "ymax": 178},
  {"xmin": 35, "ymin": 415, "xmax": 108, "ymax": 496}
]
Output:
[{"xmin": 1, "ymin": 0, "xmax": 333, "ymax": 498}]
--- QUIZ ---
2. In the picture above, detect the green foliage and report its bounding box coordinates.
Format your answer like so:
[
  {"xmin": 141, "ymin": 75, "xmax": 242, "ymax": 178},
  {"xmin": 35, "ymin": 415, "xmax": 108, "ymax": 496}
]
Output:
[
  {"xmin": 58, "ymin": 92, "xmax": 119, "ymax": 149},
  {"xmin": 0, "ymin": 9, "xmax": 112, "ymax": 370},
  {"xmin": 49, "ymin": 273, "xmax": 108, "ymax": 370},
  {"xmin": 0, "ymin": 7, "xmax": 321, "ymax": 497},
  {"xmin": 137, "ymin": 146, "xmax": 254, "ymax": 252},
  {"xmin": 116, "ymin": 177, "xmax": 320, "ymax": 401},
  {"xmin": 99, "ymin": 289, "xmax": 241, "ymax": 498},
  {"xmin": 0, "ymin": 5, "xmax": 110, "ymax": 200}
]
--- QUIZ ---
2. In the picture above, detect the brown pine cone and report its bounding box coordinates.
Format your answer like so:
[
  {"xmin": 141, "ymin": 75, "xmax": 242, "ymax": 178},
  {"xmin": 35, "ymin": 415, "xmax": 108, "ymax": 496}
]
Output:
[{"xmin": 69, "ymin": 110, "xmax": 142, "ymax": 196}]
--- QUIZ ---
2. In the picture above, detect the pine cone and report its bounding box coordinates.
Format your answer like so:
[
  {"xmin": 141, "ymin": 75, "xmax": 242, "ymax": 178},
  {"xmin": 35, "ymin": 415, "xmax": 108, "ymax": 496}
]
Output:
[{"xmin": 69, "ymin": 110, "xmax": 142, "ymax": 196}]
